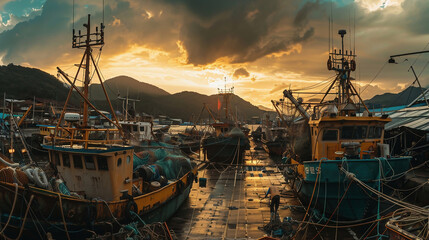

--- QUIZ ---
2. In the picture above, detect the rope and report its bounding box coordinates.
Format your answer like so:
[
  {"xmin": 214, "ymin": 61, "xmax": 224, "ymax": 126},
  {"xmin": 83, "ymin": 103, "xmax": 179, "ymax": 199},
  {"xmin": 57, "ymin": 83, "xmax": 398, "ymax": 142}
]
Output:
[
  {"xmin": 100, "ymin": 199, "xmax": 122, "ymax": 226},
  {"xmin": 361, "ymin": 62, "xmax": 388, "ymax": 94},
  {"xmin": 310, "ymin": 180, "xmax": 353, "ymax": 240},
  {"xmin": 15, "ymin": 195, "xmax": 34, "ymax": 240},
  {"xmin": 0, "ymin": 183, "xmax": 18, "ymax": 235},
  {"xmin": 292, "ymin": 157, "xmax": 325, "ymax": 239},
  {"xmin": 57, "ymin": 193, "xmax": 71, "ymax": 240},
  {"xmin": 341, "ymin": 167, "xmax": 429, "ymax": 215}
]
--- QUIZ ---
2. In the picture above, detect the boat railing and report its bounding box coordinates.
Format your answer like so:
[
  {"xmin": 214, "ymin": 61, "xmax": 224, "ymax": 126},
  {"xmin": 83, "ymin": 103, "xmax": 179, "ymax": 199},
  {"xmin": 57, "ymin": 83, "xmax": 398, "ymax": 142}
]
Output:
[{"xmin": 43, "ymin": 127, "xmax": 125, "ymax": 148}]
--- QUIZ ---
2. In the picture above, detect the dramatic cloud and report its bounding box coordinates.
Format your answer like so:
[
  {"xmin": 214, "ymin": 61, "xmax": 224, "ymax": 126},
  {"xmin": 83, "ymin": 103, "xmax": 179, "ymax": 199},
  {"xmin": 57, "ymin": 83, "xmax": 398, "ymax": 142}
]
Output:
[
  {"xmin": 233, "ymin": 67, "xmax": 250, "ymax": 79},
  {"xmin": 179, "ymin": 0, "xmax": 316, "ymax": 65},
  {"xmin": 0, "ymin": 0, "xmax": 427, "ymax": 108}
]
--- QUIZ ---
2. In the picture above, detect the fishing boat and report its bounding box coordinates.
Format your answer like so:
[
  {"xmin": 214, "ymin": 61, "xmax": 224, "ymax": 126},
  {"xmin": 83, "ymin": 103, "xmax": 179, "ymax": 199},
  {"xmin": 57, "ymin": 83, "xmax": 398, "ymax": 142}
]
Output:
[
  {"xmin": 261, "ymin": 126, "xmax": 288, "ymax": 156},
  {"xmin": 0, "ymin": 15, "xmax": 197, "ymax": 239},
  {"xmin": 176, "ymin": 126, "xmax": 202, "ymax": 154},
  {"xmin": 202, "ymin": 82, "xmax": 250, "ymax": 164},
  {"xmin": 283, "ymin": 29, "xmax": 412, "ymax": 220}
]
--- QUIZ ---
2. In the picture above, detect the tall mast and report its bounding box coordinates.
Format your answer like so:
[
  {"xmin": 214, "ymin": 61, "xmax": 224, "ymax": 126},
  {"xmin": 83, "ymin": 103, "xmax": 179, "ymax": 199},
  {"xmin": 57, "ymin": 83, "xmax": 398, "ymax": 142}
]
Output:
[
  {"xmin": 83, "ymin": 16, "xmax": 91, "ymax": 127},
  {"xmin": 71, "ymin": 14, "xmax": 106, "ymax": 127},
  {"xmin": 56, "ymin": 14, "xmax": 124, "ymax": 136},
  {"xmin": 218, "ymin": 77, "xmax": 234, "ymax": 121},
  {"xmin": 324, "ymin": 29, "xmax": 369, "ymax": 114}
]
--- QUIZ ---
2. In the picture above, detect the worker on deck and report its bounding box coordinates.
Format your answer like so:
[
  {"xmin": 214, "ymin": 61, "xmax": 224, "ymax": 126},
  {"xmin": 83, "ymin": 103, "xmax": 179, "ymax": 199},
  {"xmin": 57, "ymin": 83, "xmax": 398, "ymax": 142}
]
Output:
[{"xmin": 264, "ymin": 185, "xmax": 280, "ymax": 221}]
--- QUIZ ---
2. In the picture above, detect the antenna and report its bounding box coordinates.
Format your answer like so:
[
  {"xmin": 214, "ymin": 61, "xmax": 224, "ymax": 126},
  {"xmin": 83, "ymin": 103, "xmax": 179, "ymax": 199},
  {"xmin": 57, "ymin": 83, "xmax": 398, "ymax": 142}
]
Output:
[{"xmin": 217, "ymin": 76, "xmax": 234, "ymax": 120}]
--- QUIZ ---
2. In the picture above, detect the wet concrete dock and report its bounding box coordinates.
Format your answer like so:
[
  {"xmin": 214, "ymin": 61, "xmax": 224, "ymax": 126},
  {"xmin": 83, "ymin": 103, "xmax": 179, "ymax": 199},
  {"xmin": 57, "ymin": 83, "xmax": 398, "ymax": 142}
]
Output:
[
  {"xmin": 168, "ymin": 147, "xmax": 371, "ymax": 239},
  {"xmin": 167, "ymin": 149, "xmax": 302, "ymax": 239}
]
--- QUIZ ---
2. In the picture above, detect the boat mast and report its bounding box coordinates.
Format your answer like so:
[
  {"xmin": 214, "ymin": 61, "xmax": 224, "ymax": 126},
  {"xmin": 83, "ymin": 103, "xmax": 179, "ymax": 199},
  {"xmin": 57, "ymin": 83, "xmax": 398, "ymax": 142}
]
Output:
[
  {"xmin": 56, "ymin": 14, "xmax": 123, "ymax": 137},
  {"xmin": 325, "ymin": 29, "xmax": 369, "ymax": 114},
  {"xmin": 72, "ymin": 15, "xmax": 105, "ymax": 127},
  {"xmin": 218, "ymin": 77, "xmax": 234, "ymax": 121}
]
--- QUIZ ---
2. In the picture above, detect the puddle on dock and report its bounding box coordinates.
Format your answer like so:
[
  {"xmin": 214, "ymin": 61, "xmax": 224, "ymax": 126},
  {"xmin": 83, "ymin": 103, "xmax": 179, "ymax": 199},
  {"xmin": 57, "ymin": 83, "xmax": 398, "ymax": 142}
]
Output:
[{"xmin": 167, "ymin": 148, "xmax": 376, "ymax": 239}]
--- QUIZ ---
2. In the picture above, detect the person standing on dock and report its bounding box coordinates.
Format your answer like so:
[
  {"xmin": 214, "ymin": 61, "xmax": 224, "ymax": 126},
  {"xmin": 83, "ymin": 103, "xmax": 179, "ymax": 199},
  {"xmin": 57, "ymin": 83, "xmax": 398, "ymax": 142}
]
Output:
[{"xmin": 264, "ymin": 185, "xmax": 280, "ymax": 221}]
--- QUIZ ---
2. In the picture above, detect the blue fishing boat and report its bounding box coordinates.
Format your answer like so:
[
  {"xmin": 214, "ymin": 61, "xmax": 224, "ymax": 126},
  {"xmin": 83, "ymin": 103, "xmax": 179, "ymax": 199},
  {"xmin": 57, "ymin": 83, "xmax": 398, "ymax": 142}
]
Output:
[{"xmin": 283, "ymin": 29, "xmax": 412, "ymax": 221}]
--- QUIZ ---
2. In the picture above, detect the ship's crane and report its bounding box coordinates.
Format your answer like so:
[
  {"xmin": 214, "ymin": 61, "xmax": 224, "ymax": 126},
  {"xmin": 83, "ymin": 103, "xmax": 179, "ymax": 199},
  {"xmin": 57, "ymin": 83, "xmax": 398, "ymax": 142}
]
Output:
[
  {"xmin": 17, "ymin": 105, "xmax": 32, "ymax": 127},
  {"xmin": 282, "ymin": 90, "xmax": 311, "ymax": 121},
  {"xmin": 271, "ymin": 100, "xmax": 286, "ymax": 123}
]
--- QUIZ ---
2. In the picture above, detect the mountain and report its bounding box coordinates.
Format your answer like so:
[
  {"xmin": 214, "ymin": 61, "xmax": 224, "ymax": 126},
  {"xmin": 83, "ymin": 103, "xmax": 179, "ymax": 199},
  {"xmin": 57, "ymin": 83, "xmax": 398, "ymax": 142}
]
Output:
[
  {"xmin": 89, "ymin": 77, "xmax": 263, "ymax": 120},
  {"xmin": 258, "ymin": 105, "xmax": 273, "ymax": 112},
  {"xmin": 0, "ymin": 64, "xmax": 78, "ymax": 103},
  {"xmin": 89, "ymin": 75, "xmax": 169, "ymax": 100},
  {"xmin": 364, "ymin": 86, "xmax": 424, "ymax": 108},
  {"xmin": 0, "ymin": 65, "xmax": 264, "ymax": 120}
]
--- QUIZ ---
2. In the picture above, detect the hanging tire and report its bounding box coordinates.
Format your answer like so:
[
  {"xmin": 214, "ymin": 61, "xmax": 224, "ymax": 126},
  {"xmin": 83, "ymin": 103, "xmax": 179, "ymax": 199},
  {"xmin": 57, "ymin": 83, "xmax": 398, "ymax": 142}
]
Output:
[
  {"xmin": 24, "ymin": 168, "xmax": 35, "ymax": 183},
  {"xmin": 33, "ymin": 168, "xmax": 49, "ymax": 189}
]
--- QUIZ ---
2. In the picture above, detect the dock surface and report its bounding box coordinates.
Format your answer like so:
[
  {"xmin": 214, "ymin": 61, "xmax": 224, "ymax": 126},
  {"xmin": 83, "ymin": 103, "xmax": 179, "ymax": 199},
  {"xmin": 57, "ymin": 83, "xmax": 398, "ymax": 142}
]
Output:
[{"xmin": 168, "ymin": 147, "xmax": 377, "ymax": 239}]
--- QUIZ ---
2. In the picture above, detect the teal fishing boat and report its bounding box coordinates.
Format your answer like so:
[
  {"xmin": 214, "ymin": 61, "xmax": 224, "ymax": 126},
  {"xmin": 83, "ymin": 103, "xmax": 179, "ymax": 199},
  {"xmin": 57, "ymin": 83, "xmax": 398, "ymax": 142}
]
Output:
[{"xmin": 283, "ymin": 29, "xmax": 412, "ymax": 220}]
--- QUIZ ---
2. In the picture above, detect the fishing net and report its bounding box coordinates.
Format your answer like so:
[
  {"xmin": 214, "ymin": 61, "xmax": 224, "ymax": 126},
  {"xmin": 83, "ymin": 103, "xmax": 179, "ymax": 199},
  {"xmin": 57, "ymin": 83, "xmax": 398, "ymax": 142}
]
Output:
[{"xmin": 133, "ymin": 141, "xmax": 194, "ymax": 180}]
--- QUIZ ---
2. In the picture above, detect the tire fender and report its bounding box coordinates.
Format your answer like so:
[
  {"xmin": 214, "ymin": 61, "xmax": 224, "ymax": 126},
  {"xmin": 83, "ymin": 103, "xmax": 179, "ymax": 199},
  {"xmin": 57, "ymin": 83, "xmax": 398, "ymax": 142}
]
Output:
[{"xmin": 33, "ymin": 167, "xmax": 49, "ymax": 189}]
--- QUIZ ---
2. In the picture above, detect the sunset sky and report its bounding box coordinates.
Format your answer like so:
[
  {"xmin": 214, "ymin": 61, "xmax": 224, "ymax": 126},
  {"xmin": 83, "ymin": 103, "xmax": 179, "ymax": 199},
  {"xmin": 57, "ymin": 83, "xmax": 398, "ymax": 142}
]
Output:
[{"xmin": 0, "ymin": 0, "xmax": 428, "ymax": 108}]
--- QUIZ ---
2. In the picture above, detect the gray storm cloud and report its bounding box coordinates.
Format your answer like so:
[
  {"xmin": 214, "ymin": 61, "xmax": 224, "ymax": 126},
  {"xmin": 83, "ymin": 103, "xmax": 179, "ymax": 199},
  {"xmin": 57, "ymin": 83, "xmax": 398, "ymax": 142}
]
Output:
[
  {"xmin": 0, "ymin": 0, "xmax": 428, "ymax": 75},
  {"xmin": 233, "ymin": 67, "xmax": 250, "ymax": 79},
  {"xmin": 0, "ymin": 0, "xmax": 320, "ymax": 67},
  {"xmin": 179, "ymin": 0, "xmax": 316, "ymax": 65}
]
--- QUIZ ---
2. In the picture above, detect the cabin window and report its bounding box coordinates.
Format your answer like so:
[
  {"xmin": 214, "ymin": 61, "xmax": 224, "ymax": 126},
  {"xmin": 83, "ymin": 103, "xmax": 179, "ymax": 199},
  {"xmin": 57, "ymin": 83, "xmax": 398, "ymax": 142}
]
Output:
[
  {"xmin": 97, "ymin": 156, "xmax": 109, "ymax": 171},
  {"xmin": 127, "ymin": 156, "xmax": 131, "ymax": 164},
  {"xmin": 133, "ymin": 125, "xmax": 138, "ymax": 132},
  {"xmin": 322, "ymin": 129, "xmax": 338, "ymax": 141},
  {"xmin": 73, "ymin": 155, "xmax": 83, "ymax": 169},
  {"xmin": 117, "ymin": 158, "xmax": 122, "ymax": 167},
  {"xmin": 353, "ymin": 126, "xmax": 367, "ymax": 139},
  {"xmin": 341, "ymin": 126, "xmax": 367, "ymax": 139},
  {"xmin": 140, "ymin": 126, "xmax": 145, "ymax": 132},
  {"xmin": 368, "ymin": 126, "xmax": 383, "ymax": 138},
  {"xmin": 62, "ymin": 153, "xmax": 70, "ymax": 167},
  {"xmin": 84, "ymin": 155, "xmax": 96, "ymax": 170}
]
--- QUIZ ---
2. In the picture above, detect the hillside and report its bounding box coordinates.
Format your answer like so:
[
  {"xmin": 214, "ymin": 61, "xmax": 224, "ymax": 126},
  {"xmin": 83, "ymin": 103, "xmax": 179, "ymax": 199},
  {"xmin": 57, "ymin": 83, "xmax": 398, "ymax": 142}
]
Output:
[
  {"xmin": 0, "ymin": 65, "xmax": 264, "ymax": 120},
  {"xmin": 364, "ymin": 86, "xmax": 424, "ymax": 108},
  {"xmin": 0, "ymin": 64, "xmax": 78, "ymax": 103},
  {"xmin": 89, "ymin": 75, "xmax": 169, "ymax": 100}
]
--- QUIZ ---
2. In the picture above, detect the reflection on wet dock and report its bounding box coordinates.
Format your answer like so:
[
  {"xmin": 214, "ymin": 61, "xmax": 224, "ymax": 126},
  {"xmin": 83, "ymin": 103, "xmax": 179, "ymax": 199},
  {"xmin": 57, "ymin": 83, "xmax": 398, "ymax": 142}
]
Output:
[{"xmin": 168, "ymin": 149, "xmax": 303, "ymax": 239}]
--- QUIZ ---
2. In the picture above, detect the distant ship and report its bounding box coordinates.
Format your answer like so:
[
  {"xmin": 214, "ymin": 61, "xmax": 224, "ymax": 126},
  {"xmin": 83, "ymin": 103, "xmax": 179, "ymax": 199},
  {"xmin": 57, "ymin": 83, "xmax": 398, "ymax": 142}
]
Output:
[{"xmin": 202, "ymin": 81, "xmax": 250, "ymax": 164}]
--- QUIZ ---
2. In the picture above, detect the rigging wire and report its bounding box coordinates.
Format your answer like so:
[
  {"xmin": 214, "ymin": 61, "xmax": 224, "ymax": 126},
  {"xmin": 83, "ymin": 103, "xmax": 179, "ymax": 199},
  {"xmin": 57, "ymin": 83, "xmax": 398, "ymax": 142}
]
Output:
[
  {"xmin": 360, "ymin": 62, "xmax": 388, "ymax": 94},
  {"xmin": 293, "ymin": 75, "xmax": 336, "ymax": 92}
]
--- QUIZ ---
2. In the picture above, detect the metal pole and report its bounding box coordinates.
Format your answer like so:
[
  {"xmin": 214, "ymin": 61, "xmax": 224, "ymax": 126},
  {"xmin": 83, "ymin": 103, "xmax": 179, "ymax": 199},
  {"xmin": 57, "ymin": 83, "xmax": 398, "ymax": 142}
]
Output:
[
  {"xmin": 409, "ymin": 66, "xmax": 429, "ymax": 107},
  {"xmin": 32, "ymin": 96, "xmax": 35, "ymax": 121},
  {"xmin": 83, "ymin": 14, "xmax": 91, "ymax": 127},
  {"xmin": 10, "ymin": 101, "xmax": 13, "ymax": 161}
]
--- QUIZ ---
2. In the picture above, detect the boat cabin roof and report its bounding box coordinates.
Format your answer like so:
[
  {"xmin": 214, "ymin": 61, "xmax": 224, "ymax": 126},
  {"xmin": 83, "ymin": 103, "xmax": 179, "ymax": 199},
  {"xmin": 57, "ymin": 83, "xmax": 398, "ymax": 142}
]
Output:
[{"xmin": 309, "ymin": 116, "xmax": 391, "ymax": 126}]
